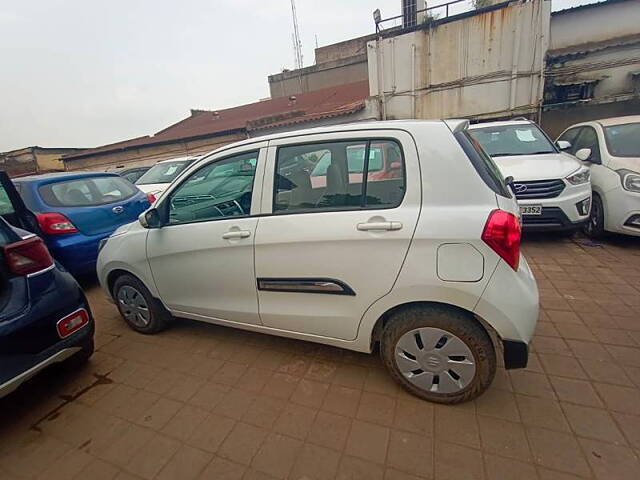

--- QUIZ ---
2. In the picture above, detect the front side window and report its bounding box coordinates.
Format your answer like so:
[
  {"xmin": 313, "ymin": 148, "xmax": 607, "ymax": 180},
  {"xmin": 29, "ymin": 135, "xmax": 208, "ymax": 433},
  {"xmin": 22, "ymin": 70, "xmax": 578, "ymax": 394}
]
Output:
[
  {"xmin": 603, "ymin": 123, "xmax": 640, "ymax": 157},
  {"xmin": 168, "ymin": 151, "xmax": 258, "ymax": 224},
  {"xmin": 558, "ymin": 128, "xmax": 582, "ymax": 153},
  {"xmin": 573, "ymin": 127, "xmax": 601, "ymax": 163},
  {"xmin": 468, "ymin": 124, "xmax": 556, "ymax": 157},
  {"xmin": 274, "ymin": 139, "xmax": 405, "ymax": 213},
  {"xmin": 38, "ymin": 177, "xmax": 137, "ymax": 207},
  {"xmin": 136, "ymin": 160, "xmax": 193, "ymax": 185}
]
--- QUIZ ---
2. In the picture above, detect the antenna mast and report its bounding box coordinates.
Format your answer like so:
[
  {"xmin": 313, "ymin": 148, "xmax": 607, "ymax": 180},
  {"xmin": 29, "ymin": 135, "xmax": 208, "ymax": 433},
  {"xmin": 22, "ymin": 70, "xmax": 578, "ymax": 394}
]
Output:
[{"xmin": 291, "ymin": 0, "xmax": 303, "ymax": 69}]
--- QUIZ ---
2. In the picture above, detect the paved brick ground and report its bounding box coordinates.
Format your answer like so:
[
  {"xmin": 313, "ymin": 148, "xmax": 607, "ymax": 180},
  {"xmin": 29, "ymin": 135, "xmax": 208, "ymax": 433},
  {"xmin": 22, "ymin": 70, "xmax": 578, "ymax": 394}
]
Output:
[{"xmin": 1, "ymin": 234, "xmax": 639, "ymax": 480}]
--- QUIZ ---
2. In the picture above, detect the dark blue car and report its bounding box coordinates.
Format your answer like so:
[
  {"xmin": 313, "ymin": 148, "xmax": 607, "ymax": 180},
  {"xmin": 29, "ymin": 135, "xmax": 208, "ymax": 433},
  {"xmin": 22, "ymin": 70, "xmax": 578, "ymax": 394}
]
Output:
[
  {"xmin": 13, "ymin": 172, "xmax": 151, "ymax": 275},
  {"xmin": 0, "ymin": 171, "xmax": 94, "ymax": 399}
]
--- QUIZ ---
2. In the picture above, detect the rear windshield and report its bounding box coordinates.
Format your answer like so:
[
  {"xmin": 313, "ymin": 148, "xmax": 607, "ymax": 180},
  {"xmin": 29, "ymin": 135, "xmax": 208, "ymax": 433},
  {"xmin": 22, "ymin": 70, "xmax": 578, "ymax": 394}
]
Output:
[
  {"xmin": 136, "ymin": 160, "xmax": 193, "ymax": 185},
  {"xmin": 38, "ymin": 176, "xmax": 137, "ymax": 207},
  {"xmin": 468, "ymin": 124, "xmax": 556, "ymax": 157},
  {"xmin": 455, "ymin": 131, "xmax": 511, "ymax": 198}
]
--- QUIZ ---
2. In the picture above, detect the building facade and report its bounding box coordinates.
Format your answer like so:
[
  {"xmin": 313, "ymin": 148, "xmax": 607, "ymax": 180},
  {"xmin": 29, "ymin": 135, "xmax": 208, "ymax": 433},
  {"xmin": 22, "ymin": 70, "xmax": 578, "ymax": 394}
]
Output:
[
  {"xmin": 0, "ymin": 146, "xmax": 83, "ymax": 177},
  {"xmin": 542, "ymin": 0, "xmax": 640, "ymax": 136}
]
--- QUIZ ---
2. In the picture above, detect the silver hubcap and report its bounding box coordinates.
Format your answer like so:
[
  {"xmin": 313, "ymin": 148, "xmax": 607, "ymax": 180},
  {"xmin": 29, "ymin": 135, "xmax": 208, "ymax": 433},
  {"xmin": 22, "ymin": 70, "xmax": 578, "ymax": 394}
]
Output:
[
  {"xmin": 394, "ymin": 327, "xmax": 476, "ymax": 394},
  {"xmin": 117, "ymin": 285, "xmax": 150, "ymax": 328}
]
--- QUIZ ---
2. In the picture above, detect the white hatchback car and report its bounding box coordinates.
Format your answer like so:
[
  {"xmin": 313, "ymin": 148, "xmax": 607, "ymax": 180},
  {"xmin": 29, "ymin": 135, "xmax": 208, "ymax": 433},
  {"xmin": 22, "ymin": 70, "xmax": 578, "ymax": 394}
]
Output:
[
  {"xmin": 468, "ymin": 120, "xmax": 591, "ymax": 232},
  {"xmin": 557, "ymin": 116, "xmax": 640, "ymax": 238},
  {"xmin": 97, "ymin": 120, "xmax": 539, "ymax": 404}
]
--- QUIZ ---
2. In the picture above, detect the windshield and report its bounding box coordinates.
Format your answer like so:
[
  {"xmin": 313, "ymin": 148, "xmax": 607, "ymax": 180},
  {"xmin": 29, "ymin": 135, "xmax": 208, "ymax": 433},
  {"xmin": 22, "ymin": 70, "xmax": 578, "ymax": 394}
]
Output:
[
  {"xmin": 136, "ymin": 160, "xmax": 193, "ymax": 185},
  {"xmin": 468, "ymin": 124, "xmax": 556, "ymax": 157},
  {"xmin": 603, "ymin": 123, "xmax": 640, "ymax": 158}
]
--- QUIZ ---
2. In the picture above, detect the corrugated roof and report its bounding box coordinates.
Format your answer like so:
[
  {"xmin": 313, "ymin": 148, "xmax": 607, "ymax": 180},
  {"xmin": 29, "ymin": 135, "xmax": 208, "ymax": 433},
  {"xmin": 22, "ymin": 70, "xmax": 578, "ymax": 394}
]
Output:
[{"xmin": 65, "ymin": 81, "xmax": 370, "ymax": 160}]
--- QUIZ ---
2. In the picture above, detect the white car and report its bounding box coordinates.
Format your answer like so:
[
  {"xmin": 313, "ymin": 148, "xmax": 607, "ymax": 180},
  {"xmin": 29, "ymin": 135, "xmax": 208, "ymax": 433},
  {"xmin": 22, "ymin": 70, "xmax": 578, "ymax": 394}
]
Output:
[
  {"xmin": 556, "ymin": 116, "xmax": 640, "ymax": 238},
  {"xmin": 135, "ymin": 156, "xmax": 199, "ymax": 198},
  {"xmin": 97, "ymin": 120, "xmax": 539, "ymax": 404},
  {"xmin": 468, "ymin": 120, "xmax": 591, "ymax": 232}
]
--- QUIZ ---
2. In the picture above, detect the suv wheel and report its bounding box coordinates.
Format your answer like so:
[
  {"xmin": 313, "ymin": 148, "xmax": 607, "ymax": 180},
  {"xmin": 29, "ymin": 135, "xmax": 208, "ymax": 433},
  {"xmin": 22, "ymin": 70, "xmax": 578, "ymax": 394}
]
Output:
[
  {"xmin": 381, "ymin": 305, "xmax": 496, "ymax": 404},
  {"xmin": 113, "ymin": 274, "xmax": 171, "ymax": 334},
  {"xmin": 584, "ymin": 193, "xmax": 605, "ymax": 239}
]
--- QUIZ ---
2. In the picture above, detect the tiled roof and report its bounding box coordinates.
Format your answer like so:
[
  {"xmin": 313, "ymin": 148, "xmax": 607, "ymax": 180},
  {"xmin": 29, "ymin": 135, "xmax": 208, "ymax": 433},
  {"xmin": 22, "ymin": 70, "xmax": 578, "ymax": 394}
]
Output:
[{"xmin": 64, "ymin": 81, "xmax": 370, "ymax": 160}]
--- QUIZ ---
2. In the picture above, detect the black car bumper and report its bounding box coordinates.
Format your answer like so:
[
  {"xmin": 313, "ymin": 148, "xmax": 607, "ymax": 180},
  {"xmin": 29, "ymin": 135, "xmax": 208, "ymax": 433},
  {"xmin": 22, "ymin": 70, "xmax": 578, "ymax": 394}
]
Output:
[
  {"xmin": 0, "ymin": 320, "xmax": 94, "ymax": 398},
  {"xmin": 522, "ymin": 207, "xmax": 587, "ymax": 232},
  {"xmin": 503, "ymin": 340, "xmax": 528, "ymax": 369},
  {"xmin": 0, "ymin": 266, "xmax": 95, "ymax": 398}
]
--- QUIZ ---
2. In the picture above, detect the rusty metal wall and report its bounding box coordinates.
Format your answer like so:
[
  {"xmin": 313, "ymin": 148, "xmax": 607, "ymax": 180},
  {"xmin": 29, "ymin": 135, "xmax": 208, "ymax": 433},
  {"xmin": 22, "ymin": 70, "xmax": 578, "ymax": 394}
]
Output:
[{"xmin": 367, "ymin": 0, "xmax": 550, "ymax": 121}]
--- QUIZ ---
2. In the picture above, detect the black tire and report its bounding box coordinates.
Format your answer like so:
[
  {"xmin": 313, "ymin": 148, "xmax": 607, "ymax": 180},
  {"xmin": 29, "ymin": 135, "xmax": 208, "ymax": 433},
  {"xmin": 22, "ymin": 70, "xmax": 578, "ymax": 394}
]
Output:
[
  {"xmin": 64, "ymin": 339, "xmax": 94, "ymax": 370},
  {"xmin": 380, "ymin": 305, "xmax": 496, "ymax": 404},
  {"xmin": 112, "ymin": 274, "xmax": 172, "ymax": 334},
  {"xmin": 583, "ymin": 193, "xmax": 605, "ymax": 239}
]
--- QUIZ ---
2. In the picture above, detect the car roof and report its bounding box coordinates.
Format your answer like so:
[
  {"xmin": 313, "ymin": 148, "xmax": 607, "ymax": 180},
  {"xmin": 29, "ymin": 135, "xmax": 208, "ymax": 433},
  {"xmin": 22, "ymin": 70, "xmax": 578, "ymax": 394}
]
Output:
[
  {"xmin": 13, "ymin": 171, "xmax": 120, "ymax": 184},
  {"xmin": 198, "ymin": 119, "xmax": 460, "ymax": 158},
  {"xmin": 566, "ymin": 115, "xmax": 640, "ymax": 130},
  {"xmin": 468, "ymin": 120, "xmax": 534, "ymax": 130}
]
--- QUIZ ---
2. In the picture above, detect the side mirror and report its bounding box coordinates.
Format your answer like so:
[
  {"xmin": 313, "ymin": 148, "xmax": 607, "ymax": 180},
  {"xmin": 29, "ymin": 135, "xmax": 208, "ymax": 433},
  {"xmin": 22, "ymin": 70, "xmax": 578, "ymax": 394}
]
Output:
[
  {"xmin": 575, "ymin": 148, "xmax": 592, "ymax": 162},
  {"xmin": 556, "ymin": 140, "xmax": 572, "ymax": 151},
  {"xmin": 504, "ymin": 175, "xmax": 515, "ymax": 187},
  {"xmin": 138, "ymin": 208, "xmax": 162, "ymax": 229}
]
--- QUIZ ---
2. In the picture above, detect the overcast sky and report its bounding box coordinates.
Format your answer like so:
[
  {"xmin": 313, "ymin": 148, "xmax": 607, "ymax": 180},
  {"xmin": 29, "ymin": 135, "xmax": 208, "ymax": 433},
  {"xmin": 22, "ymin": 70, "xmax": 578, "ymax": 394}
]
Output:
[{"xmin": 0, "ymin": 0, "xmax": 599, "ymax": 151}]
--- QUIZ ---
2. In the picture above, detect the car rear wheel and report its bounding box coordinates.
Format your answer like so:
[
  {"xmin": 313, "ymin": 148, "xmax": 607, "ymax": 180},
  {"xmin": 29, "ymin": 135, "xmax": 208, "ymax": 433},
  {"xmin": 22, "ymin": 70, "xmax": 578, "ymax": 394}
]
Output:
[
  {"xmin": 381, "ymin": 305, "xmax": 496, "ymax": 404},
  {"xmin": 113, "ymin": 274, "xmax": 171, "ymax": 334},
  {"xmin": 583, "ymin": 193, "xmax": 605, "ymax": 239}
]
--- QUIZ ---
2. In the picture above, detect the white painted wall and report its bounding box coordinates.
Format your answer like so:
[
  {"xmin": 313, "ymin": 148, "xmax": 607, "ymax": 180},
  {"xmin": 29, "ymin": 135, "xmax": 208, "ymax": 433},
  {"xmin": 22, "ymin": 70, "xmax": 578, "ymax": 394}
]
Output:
[
  {"xmin": 367, "ymin": 0, "xmax": 551, "ymax": 120},
  {"xmin": 550, "ymin": 0, "xmax": 640, "ymax": 51}
]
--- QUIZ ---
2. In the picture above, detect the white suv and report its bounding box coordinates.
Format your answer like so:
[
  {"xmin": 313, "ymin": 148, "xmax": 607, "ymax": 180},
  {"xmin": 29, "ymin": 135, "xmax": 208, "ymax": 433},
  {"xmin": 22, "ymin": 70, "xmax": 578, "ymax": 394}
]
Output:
[
  {"xmin": 97, "ymin": 120, "xmax": 539, "ymax": 404},
  {"xmin": 468, "ymin": 120, "xmax": 591, "ymax": 232},
  {"xmin": 557, "ymin": 116, "xmax": 640, "ymax": 238}
]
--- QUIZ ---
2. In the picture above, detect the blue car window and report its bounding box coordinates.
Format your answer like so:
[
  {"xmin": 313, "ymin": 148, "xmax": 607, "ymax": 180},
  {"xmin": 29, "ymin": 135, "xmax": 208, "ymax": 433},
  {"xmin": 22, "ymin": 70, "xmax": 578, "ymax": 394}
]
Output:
[{"xmin": 38, "ymin": 177, "xmax": 137, "ymax": 207}]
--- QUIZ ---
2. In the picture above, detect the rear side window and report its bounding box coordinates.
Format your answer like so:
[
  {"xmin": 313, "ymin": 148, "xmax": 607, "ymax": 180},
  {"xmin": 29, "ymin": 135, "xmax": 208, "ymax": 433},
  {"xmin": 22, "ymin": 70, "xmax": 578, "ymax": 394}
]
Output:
[
  {"xmin": 39, "ymin": 177, "xmax": 137, "ymax": 207},
  {"xmin": 455, "ymin": 131, "xmax": 511, "ymax": 198},
  {"xmin": 274, "ymin": 139, "xmax": 405, "ymax": 213}
]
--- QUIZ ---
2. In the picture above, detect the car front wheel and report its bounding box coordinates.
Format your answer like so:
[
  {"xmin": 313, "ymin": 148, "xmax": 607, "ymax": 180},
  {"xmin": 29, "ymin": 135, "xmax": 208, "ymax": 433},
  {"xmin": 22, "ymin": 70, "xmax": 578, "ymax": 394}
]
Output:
[
  {"xmin": 381, "ymin": 305, "xmax": 496, "ymax": 404},
  {"xmin": 113, "ymin": 274, "xmax": 171, "ymax": 334}
]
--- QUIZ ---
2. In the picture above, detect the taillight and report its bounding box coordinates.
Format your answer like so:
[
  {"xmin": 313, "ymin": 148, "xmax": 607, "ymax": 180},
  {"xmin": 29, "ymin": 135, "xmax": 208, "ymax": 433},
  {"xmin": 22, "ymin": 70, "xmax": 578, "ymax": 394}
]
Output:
[
  {"xmin": 481, "ymin": 209, "xmax": 521, "ymax": 271},
  {"xmin": 146, "ymin": 192, "xmax": 157, "ymax": 204},
  {"xmin": 56, "ymin": 308, "xmax": 89, "ymax": 338},
  {"xmin": 36, "ymin": 212, "xmax": 78, "ymax": 234},
  {"xmin": 2, "ymin": 236, "xmax": 54, "ymax": 276}
]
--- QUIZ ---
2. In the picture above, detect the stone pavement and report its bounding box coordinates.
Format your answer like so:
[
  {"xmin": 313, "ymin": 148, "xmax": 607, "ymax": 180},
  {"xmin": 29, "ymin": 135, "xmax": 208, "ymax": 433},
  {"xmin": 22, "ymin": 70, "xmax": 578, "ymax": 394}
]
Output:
[{"xmin": 0, "ymin": 234, "xmax": 639, "ymax": 480}]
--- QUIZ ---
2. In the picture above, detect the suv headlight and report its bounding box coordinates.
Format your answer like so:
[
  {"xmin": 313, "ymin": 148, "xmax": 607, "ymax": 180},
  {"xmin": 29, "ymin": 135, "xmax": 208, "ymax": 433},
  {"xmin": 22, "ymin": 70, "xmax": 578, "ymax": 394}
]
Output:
[
  {"xmin": 617, "ymin": 169, "xmax": 640, "ymax": 193},
  {"xmin": 565, "ymin": 167, "xmax": 591, "ymax": 185}
]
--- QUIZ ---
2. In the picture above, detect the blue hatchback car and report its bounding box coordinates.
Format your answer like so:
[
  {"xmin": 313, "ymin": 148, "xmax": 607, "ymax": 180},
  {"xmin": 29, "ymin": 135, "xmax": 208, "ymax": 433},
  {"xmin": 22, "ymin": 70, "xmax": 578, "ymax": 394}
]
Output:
[
  {"xmin": 0, "ymin": 172, "xmax": 94, "ymax": 399},
  {"xmin": 13, "ymin": 172, "xmax": 151, "ymax": 275}
]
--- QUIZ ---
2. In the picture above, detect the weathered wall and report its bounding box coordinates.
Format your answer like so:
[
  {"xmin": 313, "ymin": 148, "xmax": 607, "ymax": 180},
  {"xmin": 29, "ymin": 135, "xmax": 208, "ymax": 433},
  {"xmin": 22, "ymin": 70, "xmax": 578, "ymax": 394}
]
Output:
[
  {"xmin": 542, "ymin": 0, "xmax": 640, "ymax": 135},
  {"xmin": 549, "ymin": 0, "xmax": 640, "ymax": 51},
  {"xmin": 268, "ymin": 55, "xmax": 368, "ymax": 98},
  {"xmin": 0, "ymin": 148, "xmax": 37, "ymax": 177},
  {"xmin": 315, "ymin": 34, "xmax": 375, "ymax": 63},
  {"xmin": 35, "ymin": 152, "xmax": 64, "ymax": 171},
  {"xmin": 63, "ymin": 133, "xmax": 246, "ymax": 172},
  {"xmin": 368, "ymin": 0, "xmax": 550, "ymax": 121}
]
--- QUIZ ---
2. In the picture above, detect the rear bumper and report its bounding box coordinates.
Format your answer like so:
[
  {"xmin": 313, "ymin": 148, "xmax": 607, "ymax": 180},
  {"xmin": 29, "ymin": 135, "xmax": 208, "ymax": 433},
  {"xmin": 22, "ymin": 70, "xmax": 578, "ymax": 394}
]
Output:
[
  {"xmin": 46, "ymin": 231, "xmax": 111, "ymax": 275},
  {"xmin": 503, "ymin": 340, "xmax": 528, "ymax": 369},
  {"xmin": 0, "ymin": 319, "xmax": 93, "ymax": 399}
]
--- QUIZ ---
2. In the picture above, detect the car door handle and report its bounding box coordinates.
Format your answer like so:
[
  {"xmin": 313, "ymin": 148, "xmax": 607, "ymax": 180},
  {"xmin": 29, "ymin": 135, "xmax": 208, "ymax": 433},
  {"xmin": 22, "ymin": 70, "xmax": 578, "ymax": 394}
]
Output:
[
  {"xmin": 356, "ymin": 221, "xmax": 403, "ymax": 231},
  {"xmin": 222, "ymin": 230, "xmax": 251, "ymax": 239}
]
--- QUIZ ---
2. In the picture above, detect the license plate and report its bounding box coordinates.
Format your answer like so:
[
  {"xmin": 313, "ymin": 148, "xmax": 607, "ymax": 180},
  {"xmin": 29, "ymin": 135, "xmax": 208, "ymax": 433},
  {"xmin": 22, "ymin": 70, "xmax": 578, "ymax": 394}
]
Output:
[{"xmin": 520, "ymin": 205, "xmax": 542, "ymax": 216}]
